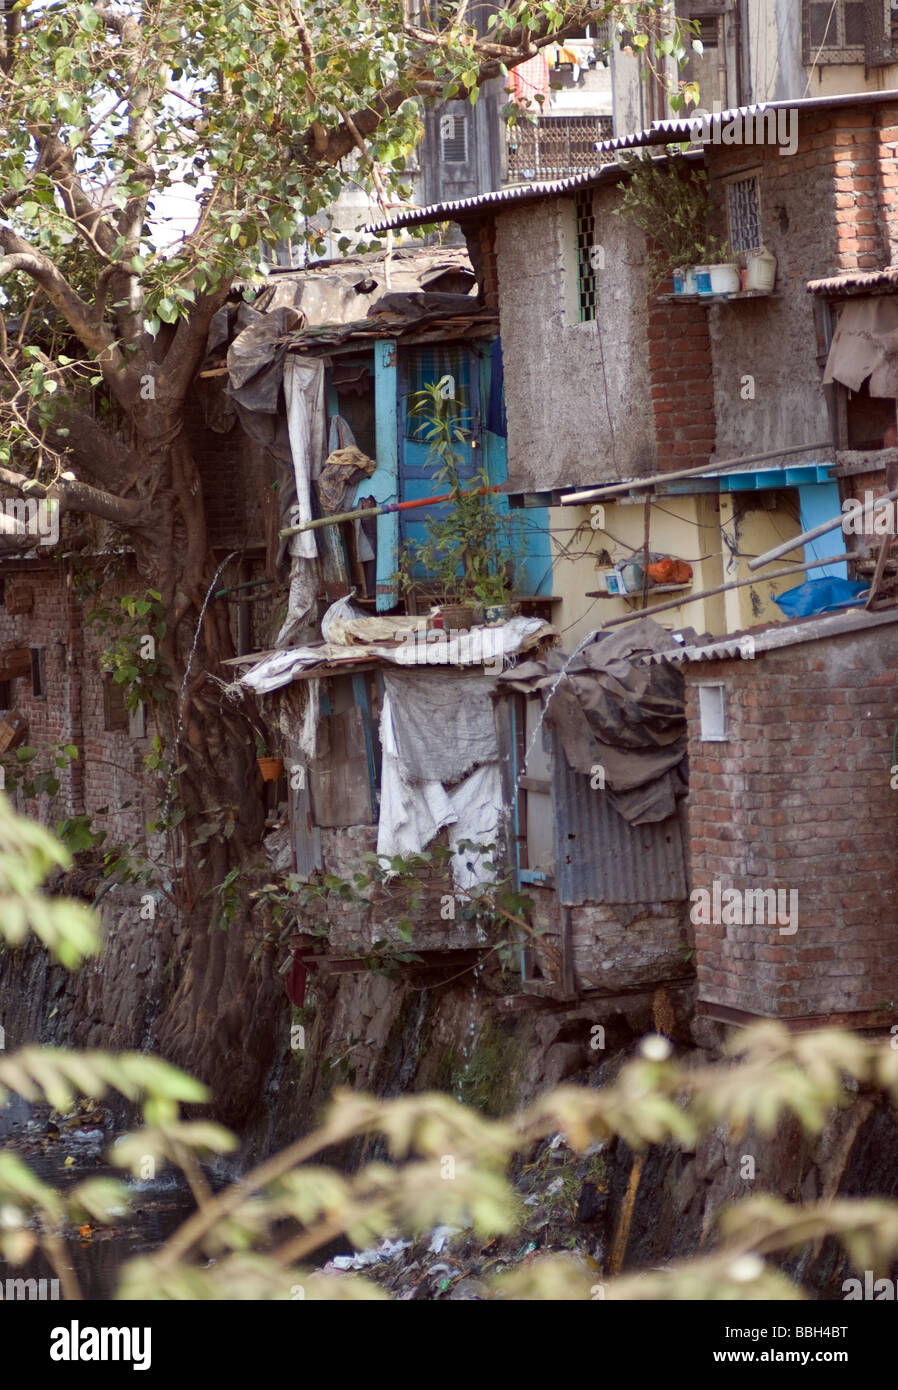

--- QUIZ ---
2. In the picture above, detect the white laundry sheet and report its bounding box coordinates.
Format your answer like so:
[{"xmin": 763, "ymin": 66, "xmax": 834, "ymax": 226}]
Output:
[
  {"xmin": 376, "ymin": 686, "xmax": 502, "ymax": 891},
  {"xmin": 275, "ymin": 356, "xmax": 326, "ymax": 646}
]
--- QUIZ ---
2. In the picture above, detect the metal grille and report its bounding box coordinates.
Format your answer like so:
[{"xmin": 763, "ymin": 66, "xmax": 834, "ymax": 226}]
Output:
[
  {"xmin": 726, "ymin": 175, "xmax": 762, "ymax": 254},
  {"xmin": 804, "ymin": 0, "xmax": 866, "ymax": 62},
  {"xmin": 575, "ymin": 188, "xmax": 597, "ymax": 323},
  {"xmin": 507, "ymin": 114, "xmax": 614, "ymax": 179},
  {"xmin": 440, "ymin": 112, "xmax": 468, "ymax": 164}
]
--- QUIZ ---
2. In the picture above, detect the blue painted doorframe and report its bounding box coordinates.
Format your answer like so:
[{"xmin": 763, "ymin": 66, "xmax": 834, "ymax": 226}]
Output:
[
  {"xmin": 357, "ymin": 335, "xmax": 554, "ymax": 608},
  {"xmin": 398, "ymin": 344, "xmax": 481, "ymax": 577}
]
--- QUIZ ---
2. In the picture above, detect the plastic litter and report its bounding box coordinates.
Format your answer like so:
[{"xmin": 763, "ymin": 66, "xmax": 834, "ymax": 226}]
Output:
[{"xmin": 428, "ymin": 1224, "xmax": 461, "ymax": 1254}]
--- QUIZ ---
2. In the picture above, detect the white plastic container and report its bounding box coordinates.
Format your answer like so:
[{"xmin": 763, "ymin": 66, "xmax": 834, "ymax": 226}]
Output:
[
  {"xmin": 709, "ymin": 262, "xmax": 741, "ymax": 295},
  {"xmin": 746, "ymin": 245, "xmax": 777, "ymax": 293}
]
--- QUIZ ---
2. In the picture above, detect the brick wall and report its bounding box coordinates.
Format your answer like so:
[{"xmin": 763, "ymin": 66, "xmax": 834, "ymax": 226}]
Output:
[
  {"xmin": 685, "ymin": 623, "xmax": 898, "ymax": 1023},
  {"xmin": 647, "ymin": 292, "xmax": 715, "ymax": 473},
  {"xmin": 0, "ymin": 559, "xmax": 157, "ymax": 852}
]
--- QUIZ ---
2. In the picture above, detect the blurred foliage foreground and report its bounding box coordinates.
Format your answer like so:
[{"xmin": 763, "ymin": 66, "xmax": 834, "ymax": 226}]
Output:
[{"xmin": 2, "ymin": 792, "xmax": 898, "ymax": 1300}]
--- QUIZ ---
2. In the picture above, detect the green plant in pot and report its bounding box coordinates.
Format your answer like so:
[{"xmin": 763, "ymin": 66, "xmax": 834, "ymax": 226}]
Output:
[
  {"xmin": 614, "ymin": 151, "xmax": 712, "ymax": 289},
  {"xmin": 396, "ymin": 382, "xmax": 522, "ymax": 629},
  {"xmin": 699, "ymin": 235, "xmax": 741, "ymax": 295}
]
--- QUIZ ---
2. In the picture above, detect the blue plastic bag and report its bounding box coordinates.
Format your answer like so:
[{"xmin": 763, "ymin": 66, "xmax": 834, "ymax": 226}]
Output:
[{"xmin": 773, "ymin": 577, "xmax": 867, "ymax": 619}]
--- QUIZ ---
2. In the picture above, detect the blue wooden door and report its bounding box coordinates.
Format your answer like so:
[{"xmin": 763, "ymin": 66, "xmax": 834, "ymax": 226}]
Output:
[{"xmin": 398, "ymin": 345, "xmax": 482, "ymax": 577}]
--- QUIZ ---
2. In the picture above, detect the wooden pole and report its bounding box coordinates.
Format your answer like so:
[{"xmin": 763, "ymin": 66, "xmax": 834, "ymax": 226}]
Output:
[
  {"xmin": 278, "ymin": 484, "xmax": 500, "ymax": 539},
  {"xmin": 748, "ymin": 484, "xmax": 898, "ymax": 572},
  {"xmin": 592, "ymin": 553, "xmax": 856, "ymax": 630}
]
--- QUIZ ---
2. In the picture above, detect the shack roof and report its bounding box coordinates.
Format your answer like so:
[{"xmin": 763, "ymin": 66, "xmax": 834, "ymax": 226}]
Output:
[
  {"xmin": 370, "ymin": 90, "xmax": 898, "ymax": 234},
  {"xmin": 642, "ymin": 606, "xmax": 898, "ymax": 667}
]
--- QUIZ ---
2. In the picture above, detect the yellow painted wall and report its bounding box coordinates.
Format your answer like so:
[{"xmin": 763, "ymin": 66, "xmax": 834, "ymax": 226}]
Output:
[{"xmin": 547, "ymin": 492, "xmax": 809, "ymax": 655}]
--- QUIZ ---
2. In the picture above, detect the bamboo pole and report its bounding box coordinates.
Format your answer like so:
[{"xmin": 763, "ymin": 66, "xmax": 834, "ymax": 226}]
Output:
[
  {"xmin": 594, "ymin": 553, "xmax": 856, "ymax": 630},
  {"xmin": 561, "ymin": 442, "xmax": 834, "ymax": 505},
  {"xmin": 278, "ymin": 484, "xmax": 500, "ymax": 539},
  {"xmin": 747, "ymin": 484, "xmax": 898, "ymax": 572}
]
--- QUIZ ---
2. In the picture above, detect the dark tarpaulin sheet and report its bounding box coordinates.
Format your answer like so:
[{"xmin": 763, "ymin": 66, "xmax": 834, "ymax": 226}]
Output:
[{"xmin": 499, "ymin": 616, "xmax": 689, "ymax": 826}]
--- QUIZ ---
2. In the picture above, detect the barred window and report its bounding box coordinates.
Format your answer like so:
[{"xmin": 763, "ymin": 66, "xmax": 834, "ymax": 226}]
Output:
[
  {"xmin": 802, "ymin": 0, "xmax": 866, "ymax": 64},
  {"xmin": 726, "ymin": 175, "xmax": 762, "ymax": 255},
  {"xmin": 440, "ymin": 111, "xmax": 468, "ymax": 164},
  {"xmin": 574, "ymin": 189, "xmax": 597, "ymax": 323}
]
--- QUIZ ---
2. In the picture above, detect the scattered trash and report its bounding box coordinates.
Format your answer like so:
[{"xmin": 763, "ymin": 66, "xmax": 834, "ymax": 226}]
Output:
[
  {"xmin": 327, "ymin": 1237, "xmax": 412, "ymax": 1272},
  {"xmin": 428, "ymin": 1224, "xmax": 461, "ymax": 1254}
]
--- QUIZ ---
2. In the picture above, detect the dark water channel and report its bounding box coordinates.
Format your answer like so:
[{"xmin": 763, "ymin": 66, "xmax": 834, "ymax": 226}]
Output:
[{"xmin": 0, "ymin": 1094, "xmax": 198, "ymax": 1301}]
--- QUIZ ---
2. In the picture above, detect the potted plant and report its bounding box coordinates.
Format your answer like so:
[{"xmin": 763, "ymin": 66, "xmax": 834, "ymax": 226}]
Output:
[
  {"xmin": 253, "ymin": 729, "xmax": 284, "ymax": 782},
  {"xmin": 614, "ymin": 151, "xmax": 712, "ymax": 291},
  {"xmin": 396, "ymin": 383, "xmax": 522, "ymax": 629},
  {"xmin": 470, "ymin": 561, "xmax": 516, "ymax": 625},
  {"xmin": 704, "ymin": 237, "xmax": 741, "ymax": 296}
]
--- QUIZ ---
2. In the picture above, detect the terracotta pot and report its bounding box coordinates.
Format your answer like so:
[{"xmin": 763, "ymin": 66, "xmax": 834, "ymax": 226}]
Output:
[
  {"xmin": 439, "ymin": 603, "xmax": 476, "ymax": 631},
  {"xmin": 257, "ymin": 756, "xmax": 284, "ymax": 782}
]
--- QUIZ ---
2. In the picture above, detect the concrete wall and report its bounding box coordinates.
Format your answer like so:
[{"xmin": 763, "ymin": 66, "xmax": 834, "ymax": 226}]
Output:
[
  {"xmin": 541, "ymin": 490, "xmax": 800, "ymax": 654},
  {"xmin": 703, "ymin": 112, "xmax": 842, "ymax": 464},
  {"xmin": 749, "ymin": 0, "xmax": 898, "ymax": 104},
  {"xmin": 686, "ymin": 623, "xmax": 898, "ymax": 1022},
  {"xmin": 494, "ymin": 185, "xmax": 656, "ymax": 492}
]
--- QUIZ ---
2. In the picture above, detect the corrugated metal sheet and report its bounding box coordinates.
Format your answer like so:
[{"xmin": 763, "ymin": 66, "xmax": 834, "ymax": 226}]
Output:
[
  {"xmin": 550, "ymin": 728, "xmax": 687, "ymax": 906},
  {"xmin": 807, "ymin": 266, "xmax": 898, "ymax": 296},
  {"xmin": 593, "ymin": 90, "xmax": 898, "ymax": 157},
  {"xmin": 368, "ymin": 164, "xmax": 625, "ymax": 231},
  {"xmin": 370, "ymin": 90, "xmax": 898, "ymax": 235},
  {"xmin": 640, "ymin": 606, "xmax": 898, "ymax": 667}
]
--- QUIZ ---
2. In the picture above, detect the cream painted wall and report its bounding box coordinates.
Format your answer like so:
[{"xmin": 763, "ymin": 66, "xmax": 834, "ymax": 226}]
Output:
[
  {"xmin": 546, "ymin": 491, "xmax": 809, "ymax": 654},
  {"xmin": 747, "ymin": 0, "xmax": 898, "ymax": 105}
]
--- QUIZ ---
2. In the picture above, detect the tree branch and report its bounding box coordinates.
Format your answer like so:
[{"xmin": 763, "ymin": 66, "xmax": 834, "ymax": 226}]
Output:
[
  {"xmin": 0, "ymin": 463, "xmax": 144, "ymax": 529},
  {"xmin": 0, "ymin": 227, "xmax": 139, "ymax": 407}
]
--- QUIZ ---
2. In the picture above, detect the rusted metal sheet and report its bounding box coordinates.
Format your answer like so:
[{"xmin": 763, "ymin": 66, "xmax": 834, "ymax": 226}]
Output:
[
  {"xmin": 807, "ymin": 266, "xmax": 898, "ymax": 296},
  {"xmin": 550, "ymin": 729, "xmax": 687, "ymax": 906}
]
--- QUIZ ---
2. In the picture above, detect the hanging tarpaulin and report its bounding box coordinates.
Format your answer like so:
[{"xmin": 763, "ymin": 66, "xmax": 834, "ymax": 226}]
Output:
[{"xmin": 823, "ymin": 295, "xmax": 898, "ymax": 397}]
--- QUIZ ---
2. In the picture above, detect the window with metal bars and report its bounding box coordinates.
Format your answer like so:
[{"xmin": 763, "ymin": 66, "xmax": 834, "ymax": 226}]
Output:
[
  {"xmin": 574, "ymin": 189, "xmax": 597, "ymax": 323},
  {"xmin": 726, "ymin": 175, "xmax": 762, "ymax": 255},
  {"xmin": 440, "ymin": 111, "xmax": 468, "ymax": 164},
  {"xmin": 802, "ymin": 0, "xmax": 866, "ymax": 64},
  {"xmin": 506, "ymin": 114, "xmax": 614, "ymax": 179}
]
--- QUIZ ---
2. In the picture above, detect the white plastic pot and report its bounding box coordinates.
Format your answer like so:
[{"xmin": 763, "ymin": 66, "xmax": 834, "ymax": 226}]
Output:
[{"xmin": 709, "ymin": 263, "xmax": 741, "ymax": 295}]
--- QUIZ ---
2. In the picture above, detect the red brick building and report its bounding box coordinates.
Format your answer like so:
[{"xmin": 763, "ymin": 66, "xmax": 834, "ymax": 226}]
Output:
[{"xmin": 674, "ymin": 608, "xmax": 898, "ymax": 1027}]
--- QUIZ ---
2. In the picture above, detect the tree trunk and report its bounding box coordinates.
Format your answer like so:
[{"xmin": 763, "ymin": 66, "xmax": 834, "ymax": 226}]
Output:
[{"xmin": 126, "ymin": 425, "xmax": 281, "ymax": 1127}]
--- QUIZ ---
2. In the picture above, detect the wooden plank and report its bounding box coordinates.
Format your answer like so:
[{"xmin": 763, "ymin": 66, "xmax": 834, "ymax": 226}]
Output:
[
  {"xmin": 308, "ymin": 706, "xmax": 375, "ymax": 826},
  {"xmin": 0, "ymin": 709, "xmax": 28, "ymax": 753},
  {"xmin": 0, "ymin": 648, "xmax": 32, "ymax": 681}
]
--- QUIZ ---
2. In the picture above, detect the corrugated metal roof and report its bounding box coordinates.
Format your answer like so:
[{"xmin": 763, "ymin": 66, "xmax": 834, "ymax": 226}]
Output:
[
  {"xmin": 550, "ymin": 728, "xmax": 687, "ymax": 906},
  {"xmin": 367, "ymin": 165, "xmax": 624, "ymax": 232},
  {"xmin": 369, "ymin": 89, "xmax": 898, "ymax": 234},
  {"xmin": 807, "ymin": 266, "xmax": 898, "ymax": 296},
  {"xmin": 641, "ymin": 605, "xmax": 898, "ymax": 666}
]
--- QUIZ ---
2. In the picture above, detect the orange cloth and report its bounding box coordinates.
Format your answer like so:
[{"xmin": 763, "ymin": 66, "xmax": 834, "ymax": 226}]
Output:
[{"xmin": 508, "ymin": 53, "xmax": 550, "ymax": 109}]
